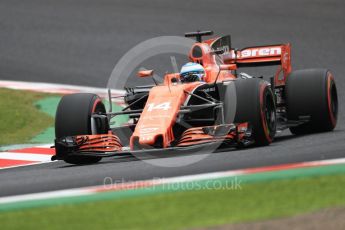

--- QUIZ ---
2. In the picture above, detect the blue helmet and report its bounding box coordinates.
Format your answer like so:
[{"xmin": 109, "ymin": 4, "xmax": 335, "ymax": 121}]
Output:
[{"xmin": 180, "ymin": 62, "xmax": 205, "ymax": 82}]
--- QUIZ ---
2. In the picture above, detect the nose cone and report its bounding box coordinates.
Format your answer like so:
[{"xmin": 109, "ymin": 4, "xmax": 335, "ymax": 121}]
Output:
[
  {"xmin": 138, "ymin": 127, "xmax": 159, "ymax": 145},
  {"xmin": 130, "ymin": 85, "xmax": 186, "ymax": 149}
]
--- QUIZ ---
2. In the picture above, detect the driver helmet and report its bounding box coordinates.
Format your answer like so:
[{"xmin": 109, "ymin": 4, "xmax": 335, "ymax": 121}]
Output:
[{"xmin": 180, "ymin": 62, "xmax": 205, "ymax": 82}]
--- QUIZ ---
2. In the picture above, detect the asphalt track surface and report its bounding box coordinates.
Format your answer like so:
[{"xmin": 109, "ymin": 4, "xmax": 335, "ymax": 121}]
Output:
[{"xmin": 0, "ymin": 0, "xmax": 345, "ymax": 197}]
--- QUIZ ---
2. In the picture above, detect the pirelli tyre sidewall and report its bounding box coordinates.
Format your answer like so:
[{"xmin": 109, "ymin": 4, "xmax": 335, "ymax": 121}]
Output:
[
  {"xmin": 286, "ymin": 69, "xmax": 338, "ymax": 134},
  {"xmin": 55, "ymin": 93, "xmax": 107, "ymax": 164},
  {"xmin": 225, "ymin": 78, "xmax": 276, "ymax": 146}
]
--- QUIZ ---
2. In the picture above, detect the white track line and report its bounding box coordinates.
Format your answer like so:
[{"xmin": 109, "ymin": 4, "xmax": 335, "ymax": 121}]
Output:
[
  {"xmin": 0, "ymin": 80, "xmax": 125, "ymax": 95},
  {"xmin": 0, "ymin": 152, "xmax": 52, "ymax": 162},
  {"xmin": 0, "ymin": 189, "xmax": 94, "ymax": 204}
]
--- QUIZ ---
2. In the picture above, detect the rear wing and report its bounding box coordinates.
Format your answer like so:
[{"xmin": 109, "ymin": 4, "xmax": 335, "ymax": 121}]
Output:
[{"xmin": 223, "ymin": 44, "xmax": 292, "ymax": 86}]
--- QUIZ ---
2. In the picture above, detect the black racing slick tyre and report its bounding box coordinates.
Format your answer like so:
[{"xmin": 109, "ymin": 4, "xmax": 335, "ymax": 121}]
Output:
[
  {"xmin": 286, "ymin": 69, "xmax": 338, "ymax": 135},
  {"xmin": 55, "ymin": 93, "xmax": 107, "ymax": 164},
  {"xmin": 223, "ymin": 78, "xmax": 276, "ymax": 146}
]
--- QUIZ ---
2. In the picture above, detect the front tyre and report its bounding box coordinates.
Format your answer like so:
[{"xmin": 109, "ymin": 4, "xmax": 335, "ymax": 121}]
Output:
[
  {"xmin": 55, "ymin": 93, "xmax": 107, "ymax": 164},
  {"xmin": 223, "ymin": 78, "xmax": 276, "ymax": 146}
]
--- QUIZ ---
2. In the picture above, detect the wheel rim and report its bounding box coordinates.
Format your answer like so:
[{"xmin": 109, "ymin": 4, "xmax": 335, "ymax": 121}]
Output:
[
  {"xmin": 91, "ymin": 99, "xmax": 108, "ymax": 134},
  {"xmin": 330, "ymin": 82, "xmax": 338, "ymax": 121},
  {"xmin": 264, "ymin": 92, "xmax": 276, "ymax": 136}
]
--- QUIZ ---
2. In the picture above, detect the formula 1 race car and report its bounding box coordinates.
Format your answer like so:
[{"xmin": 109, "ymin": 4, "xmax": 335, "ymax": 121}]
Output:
[{"xmin": 53, "ymin": 31, "xmax": 338, "ymax": 164}]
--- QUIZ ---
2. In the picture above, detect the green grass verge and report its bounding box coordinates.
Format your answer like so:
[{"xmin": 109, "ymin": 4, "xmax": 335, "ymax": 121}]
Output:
[
  {"xmin": 1, "ymin": 173, "xmax": 345, "ymax": 230},
  {"xmin": 0, "ymin": 88, "xmax": 54, "ymax": 146}
]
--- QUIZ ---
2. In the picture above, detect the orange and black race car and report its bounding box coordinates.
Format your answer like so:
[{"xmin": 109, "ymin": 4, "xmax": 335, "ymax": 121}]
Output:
[{"xmin": 53, "ymin": 31, "xmax": 338, "ymax": 165}]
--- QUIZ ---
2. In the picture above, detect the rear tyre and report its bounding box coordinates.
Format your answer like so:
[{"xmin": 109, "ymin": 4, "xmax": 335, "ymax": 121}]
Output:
[
  {"xmin": 223, "ymin": 78, "xmax": 276, "ymax": 146},
  {"xmin": 286, "ymin": 69, "xmax": 338, "ymax": 135},
  {"xmin": 55, "ymin": 93, "xmax": 107, "ymax": 164}
]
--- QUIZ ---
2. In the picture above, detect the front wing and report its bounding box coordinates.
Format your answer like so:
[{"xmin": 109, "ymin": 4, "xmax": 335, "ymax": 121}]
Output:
[{"xmin": 52, "ymin": 123, "xmax": 253, "ymax": 161}]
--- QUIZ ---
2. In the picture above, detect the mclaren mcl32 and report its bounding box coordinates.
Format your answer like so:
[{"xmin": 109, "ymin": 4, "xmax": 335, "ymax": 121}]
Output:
[{"xmin": 53, "ymin": 31, "xmax": 338, "ymax": 164}]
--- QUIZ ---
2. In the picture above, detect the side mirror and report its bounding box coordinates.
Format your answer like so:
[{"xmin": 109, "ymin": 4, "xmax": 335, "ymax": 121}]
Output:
[
  {"xmin": 219, "ymin": 64, "xmax": 237, "ymax": 71},
  {"xmin": 137, "ymin": 70, "xmax": 154, "ymax": 78}
]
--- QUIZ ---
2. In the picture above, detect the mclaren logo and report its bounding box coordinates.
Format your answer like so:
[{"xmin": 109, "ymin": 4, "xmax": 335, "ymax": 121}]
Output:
[{"xmin": 240, "ymin": 47, "xmax": 281, "ymax": 58}]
